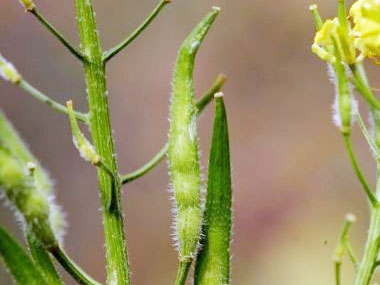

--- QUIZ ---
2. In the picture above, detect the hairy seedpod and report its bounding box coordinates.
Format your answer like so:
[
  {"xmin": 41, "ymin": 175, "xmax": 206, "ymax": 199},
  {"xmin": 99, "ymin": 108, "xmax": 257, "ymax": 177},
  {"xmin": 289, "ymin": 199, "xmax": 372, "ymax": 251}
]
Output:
[
  {"xmin": 0, "ymin": 111, "xmax": 64, "ymax": 248},
  {"xmin": 0, "ymin": 146, "xmax": 56, "ymax": 248},
  {"xmin": 168, "ymin": 7, "xmax": 220, "ymax": 262},
  {"xmin": 194, "ymin": 93, "xmax": 232, "ymax": 285}
]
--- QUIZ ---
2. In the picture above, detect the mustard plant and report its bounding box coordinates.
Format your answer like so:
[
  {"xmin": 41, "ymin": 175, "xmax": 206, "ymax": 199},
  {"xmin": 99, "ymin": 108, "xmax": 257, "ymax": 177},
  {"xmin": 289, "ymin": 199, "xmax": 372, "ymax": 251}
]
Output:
[
  {"xmin": 0, "ymin": 1, "xmax": 232, "ymax": 285},
  {"xmin": 310, "ymin": 0, "xmax": 380, "ymax": 284}
]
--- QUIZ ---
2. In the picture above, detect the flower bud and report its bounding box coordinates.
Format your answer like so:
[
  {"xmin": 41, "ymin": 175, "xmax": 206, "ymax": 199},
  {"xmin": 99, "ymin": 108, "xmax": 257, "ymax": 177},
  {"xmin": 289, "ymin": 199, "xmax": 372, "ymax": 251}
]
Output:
[
  {"xmin": 0, "ymin": 55, "xmax": 21, "ymax": 84},
  {"xmin": 18, "ymin": 0, "xmax": 35, "ymax": 11}
]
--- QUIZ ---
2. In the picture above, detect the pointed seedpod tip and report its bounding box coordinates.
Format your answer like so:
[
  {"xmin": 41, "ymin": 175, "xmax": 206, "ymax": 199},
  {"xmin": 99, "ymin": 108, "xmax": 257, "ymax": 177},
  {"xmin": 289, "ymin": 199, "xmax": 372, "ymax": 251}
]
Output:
[{"xmin": 214, "ymin": 92, "xmax": 224, "ymax": 98}]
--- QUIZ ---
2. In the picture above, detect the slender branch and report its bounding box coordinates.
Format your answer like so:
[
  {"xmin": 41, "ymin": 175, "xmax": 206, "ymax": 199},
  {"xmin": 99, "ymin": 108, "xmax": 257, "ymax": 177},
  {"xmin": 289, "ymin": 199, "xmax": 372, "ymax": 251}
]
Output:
[
  {"xmin": 356, "ymin": 113, "xmax": 380, "ymax": 160},
  {"xmin": 17, "ymin": 81, "xmax": 89, "ymax": 123},
  {"xmin": 174, "ymin": 261, "xmax": 192, "ymax": 285},
  {"xmin": 120, "ymin": 74, "xmax": 226, "ymax": 185},
  {"xmin": 346, "ymin": 241, "xmax": 359, "ymax": 270},
  {"xmin": 121, "ymin": 144, "xmax": 167, "ymax": 184},
  {"xmin": 29, "ymin": 8, "xmax": 86, "ymax": 62},
  {"xmin": 349, "ymin": 63, "xmax": 380, "ymax": 110},
  {"xmin": 333, "ymin": 214, "xmax": 356, "ymax": 285},
  {"xmin": 51, "ymin": 247, "xmax": 102, "ymax": 285},
  {"xmin": 103, "ymin": 0, "xmax": 171, "ymax": 62},
  {"xmin": 343, "ymin": 135, "xmax": 377, "ymax": 206}
]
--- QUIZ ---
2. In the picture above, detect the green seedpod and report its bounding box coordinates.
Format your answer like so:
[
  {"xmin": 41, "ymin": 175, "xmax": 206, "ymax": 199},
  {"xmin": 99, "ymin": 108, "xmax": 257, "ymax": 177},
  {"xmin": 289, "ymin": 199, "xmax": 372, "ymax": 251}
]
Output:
[
  {"xmin": 168, "ymin": 7, "xmax": 220, "ymax": 262},
  {"xmin": 194, "ymin": 93, "xmax": 232, "ymax": 285},
  {"xmin": 0, "ymin": 146, "xmax": 57, "ymax": 248},
  {"xmin": 0, "ymin": 111, "xmax": 63, "ymax": 248}
]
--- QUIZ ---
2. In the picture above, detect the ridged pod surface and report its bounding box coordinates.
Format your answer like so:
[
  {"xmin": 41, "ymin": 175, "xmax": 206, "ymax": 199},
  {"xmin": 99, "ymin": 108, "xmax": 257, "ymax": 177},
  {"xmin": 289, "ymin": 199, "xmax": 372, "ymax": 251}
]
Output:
[{"xmin": 168, "ymin": 7, "xmax": 220, "ymax": 262}]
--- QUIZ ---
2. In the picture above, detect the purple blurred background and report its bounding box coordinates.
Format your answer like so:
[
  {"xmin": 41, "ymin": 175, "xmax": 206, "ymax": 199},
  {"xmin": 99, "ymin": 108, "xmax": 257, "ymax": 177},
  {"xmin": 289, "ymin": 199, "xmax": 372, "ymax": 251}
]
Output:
[{"xmin": 0, "ymin": 0, "xmax": 378, "ymax": 283}]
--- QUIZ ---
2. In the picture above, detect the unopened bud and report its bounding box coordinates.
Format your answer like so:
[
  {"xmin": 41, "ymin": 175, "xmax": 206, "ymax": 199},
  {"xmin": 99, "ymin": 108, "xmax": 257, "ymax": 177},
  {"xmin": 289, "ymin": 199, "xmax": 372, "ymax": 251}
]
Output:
[{"xmin": 18, "ymin": 0, "xmax": 35, "ymax": 11}]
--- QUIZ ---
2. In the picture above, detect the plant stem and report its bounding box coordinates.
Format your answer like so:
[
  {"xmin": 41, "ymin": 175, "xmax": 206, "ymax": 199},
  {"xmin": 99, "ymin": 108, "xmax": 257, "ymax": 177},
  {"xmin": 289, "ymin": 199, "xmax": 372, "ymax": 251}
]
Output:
[
  {"xmin": 18, "ymin": 80, "xmax": 88, "ymax": 123},
  {"xmin": 343, "ymin": 135, "xmax": 377, "ymax": 206},
  {"xmin": 175, "ymin": 261, "xmax": 192, "ymax": 285},
  {"xmin": 103, "ymin": 0, "xmax": 171, "ymax": 62},
  {"xmin": 120, "ymin": 74, "xmax": 226, "ymax": 185},
  {"xmin": 354, "ymin": 203, "xmax": 380, "ymax": 284},
  {"xmin": 74, "ymin": 0, "xmax": 130, "ymax": 284},
  {"xmin": 30, "ymin": 8, "xmax": 86, "ymax": 62},
  {"xmin": 51, "ymin": 247, "xmax": 102, "ymax": 285}
]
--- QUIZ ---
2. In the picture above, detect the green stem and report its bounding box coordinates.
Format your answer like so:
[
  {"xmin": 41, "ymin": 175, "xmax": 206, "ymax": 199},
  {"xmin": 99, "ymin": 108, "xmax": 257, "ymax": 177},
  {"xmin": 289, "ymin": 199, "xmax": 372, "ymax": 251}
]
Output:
[
  {"xmin": 121, "ymin": 144, "xmax": 167, "ymax": 184},
  {"xmin": 30, "ymin": 8, "xmax": 86, "ymax": 62},
  {"xmin": 350, "ymin": 63, "xmax": 380, "ymax": 110},
  {"xmin": 335, "ymin": 261, "xmax": 341, "ymax": 285},
  {"xmin": 51, "ymin": 247, "xmax": 102, "ymax": 285},
  {"xmin": 354, "ymin": 204, "xmax": 380, "ymax": 285},
  {"xmin": 343, "ymin": 135, "xmax": 377, "ymax": 206},
  {"xmin": 120, "ymin": 74, "xmax": 226, "ymax": 185},
  {"xmin": 74, "ymin": 0, "xmax": 130, "ymax": 284},
  {"xmin": 175, "ymin": 261, "xmax": 192, "ymax": 285},
  {"xmin": 103, "ymin": 0, "xmax": 171, "ymax": 62},
  {"xmin": 18, "ymin": 80, "xmax": 88, "ymax": 123}
]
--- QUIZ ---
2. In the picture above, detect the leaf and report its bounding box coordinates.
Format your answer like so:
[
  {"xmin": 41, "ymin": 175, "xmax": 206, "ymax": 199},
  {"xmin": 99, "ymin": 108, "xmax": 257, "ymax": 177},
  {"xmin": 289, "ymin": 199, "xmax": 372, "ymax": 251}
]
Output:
[
  {"xmin": 194, "ymin": 94, "xmax": 232, "ymax": 285},
  {"xmin": 27, "ymin": 231, "xmax": 64, "ymax": 285},
  {"xmin": 0, "ymin": 226, "xmax": 48, "ymax": 285}
]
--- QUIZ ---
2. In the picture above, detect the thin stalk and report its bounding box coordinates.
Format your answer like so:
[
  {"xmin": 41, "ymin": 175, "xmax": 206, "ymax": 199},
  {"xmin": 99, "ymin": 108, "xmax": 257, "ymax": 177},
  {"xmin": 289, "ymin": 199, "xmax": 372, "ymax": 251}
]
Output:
[
  {"xmin": 175, "ymin": 261, "xmax": 192, "ymax": 285},
  {"xmin": 354, "ymin": 201, "xmax": 380, "ymax": 284},
  {"xmin": 120, "ymin": 74, "xmax": 226, "ymax": 185},
  {"xmin": 346, "ymin": 241, "xmax": 359, "ymax": 270},
  {"xmin": 103, "ymin": 0, "xmax": 171, "ymax": 62},
  {"xmin": 74, "ymin": 0, "xmax": 130, "ymax": 284},
  {"xmin": 18, "ymin": 80, "xmax": 88, "ymax": 123},
  {"xmin": 30, "ymin": 8, "xmax": 86, "ymax": 62},
  {"xmin": 51, "ymin": 247, "xmax": 102, "ymax": 285},
  {"xmin": 350, "ymin": 63, "xmax": 380, "ymax": 110},
  {"xmin": 335, "ymin": 262, "xmax": 341, "ymax": 285},
  {"xmin": 343, "ymin": 135, "xmax": 377, "ymax": 206}
]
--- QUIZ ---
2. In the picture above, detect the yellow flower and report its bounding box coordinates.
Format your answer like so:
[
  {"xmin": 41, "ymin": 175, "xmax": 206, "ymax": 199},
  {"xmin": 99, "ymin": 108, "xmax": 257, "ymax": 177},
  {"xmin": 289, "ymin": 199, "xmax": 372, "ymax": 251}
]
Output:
[
  {"xmin": 312, "ymin": 18, "xmax": 356, "ymax": 64},
  {"xmin": 350, "ymin": 0, "xmax": 380, "ymax": 60}
]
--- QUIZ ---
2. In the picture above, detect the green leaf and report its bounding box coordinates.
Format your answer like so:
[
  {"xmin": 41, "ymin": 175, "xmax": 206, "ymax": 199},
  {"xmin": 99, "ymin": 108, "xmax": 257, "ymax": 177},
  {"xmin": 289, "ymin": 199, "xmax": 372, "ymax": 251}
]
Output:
[
  {"xmin": 0, "ymin": 226, "xmax": 48, "ymax": 285},
  {"xmin": 26, "ymin": 231, "xmax": 64, "ymax": 285},
  {"xmin": 194, "ymin": 94, "xmax": 232, "ymax": 285}
]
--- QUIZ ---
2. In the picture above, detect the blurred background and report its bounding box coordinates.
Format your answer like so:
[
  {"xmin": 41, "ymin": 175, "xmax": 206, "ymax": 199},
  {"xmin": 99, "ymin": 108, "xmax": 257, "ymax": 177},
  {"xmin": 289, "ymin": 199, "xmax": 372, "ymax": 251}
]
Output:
[{"xmin": 1, "ymin": 0, "xmax": 379, "ymax": 284}]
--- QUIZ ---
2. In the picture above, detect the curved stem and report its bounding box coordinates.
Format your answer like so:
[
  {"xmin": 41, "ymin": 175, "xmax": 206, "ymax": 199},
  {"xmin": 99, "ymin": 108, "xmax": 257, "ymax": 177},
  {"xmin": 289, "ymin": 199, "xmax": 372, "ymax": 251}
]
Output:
[
  {"xmin": 30, "ymin": 8, "xmax": 86, "ymax": 62},
  {"xmin": 51, "ymin": 246, "xmax": 102, "ymax": 285},
  {"xmin": 174, "ymin": 261, "xmax": 192, "ymax": 285},
  {"xmin": 120, "ymin": 74, "xmax": 226, "ymax": 185},
  {"xmin": 343, "ymin": 135, "xmax": 377, "ymax": 206},
  {"xmin": 103, "ymin": 0, "xmax": 171, "ymax": 62},
  {"xmin": 121, "ymin": 143, "xmax": 167, "ymax": 184},
  {"xmin": 18, "ymin": 80, "xmax": 89, "ymax": 123}
]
